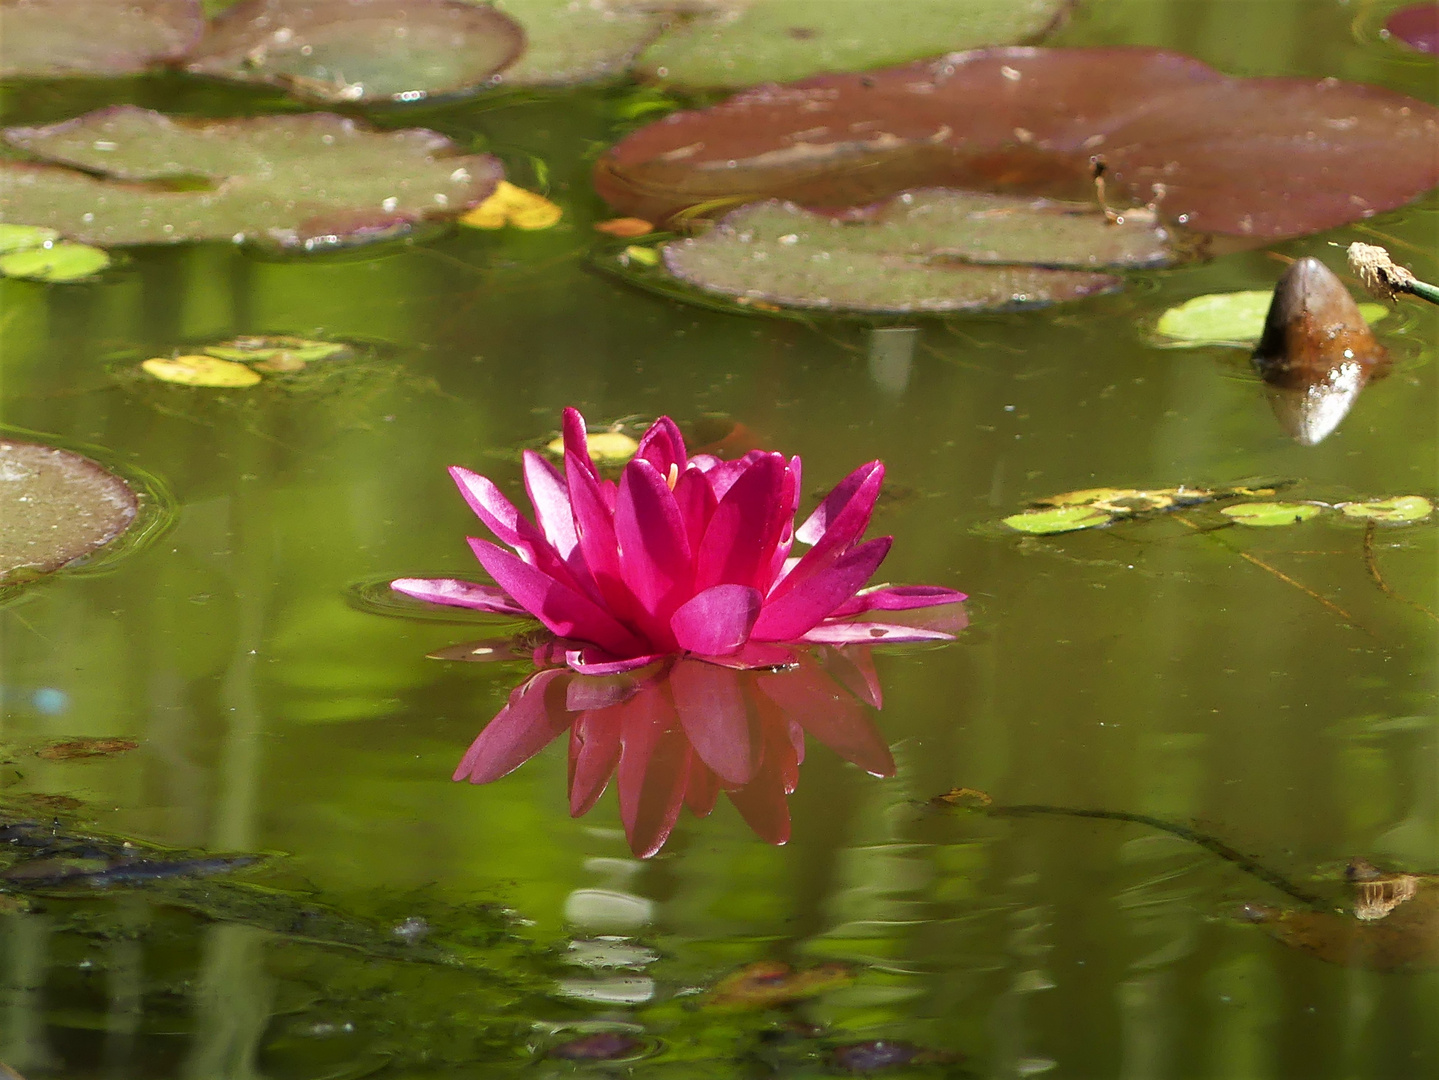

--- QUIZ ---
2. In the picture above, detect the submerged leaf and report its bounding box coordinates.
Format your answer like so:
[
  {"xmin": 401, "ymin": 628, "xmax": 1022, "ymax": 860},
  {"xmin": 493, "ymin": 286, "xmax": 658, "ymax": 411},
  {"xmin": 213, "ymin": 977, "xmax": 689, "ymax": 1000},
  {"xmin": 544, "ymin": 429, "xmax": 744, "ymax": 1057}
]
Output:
[
  {"xmin": 186, "ymin": 0, "xmax": 524, "ymax": 103},
  {"xmin": 0, "ymin": 440, "xmax": 139, "ymax": 583},
  {"xmin": 459, "ymin": 181, "xmax": 563, "ymax": 230},
  {"xmin": 596, "ymin": 47, "xmax": 1439, "ymax": 239},
  {"xmin": 0, "ymin": 0, "xmax": 202, "ymax": 78},
  {"xmin": 35, "ymin": 738, "xmax": 140, "ymax": 762},
  {"xmin": 0, "ymin": 106, "xmax": 502, "ymax": 249},
  {"xmin": 545, "ymin": 430, "xmax": 638, "ymax": 464},
  {"xmin": 660, "ymin": 192, "xmax": 1170, "ymax": 314},
  {"xmin": 632, "ymin": 0, "xmax": 1074, "ymax": 90},
  {"xmin": 1337, "ymin": 496, "xmax": 1433, "ymax": 524},
  {"xmin": 0, "ymin": 242, "xmax": 110, "ymax": 282},
  {"xmin": 142, "ymin": 355, "xmax": 263, "ymax": 388},
  {"xmin": 1002, "ymin": 505, "xmax": 1112, "ymax": 534},
  {"xmin": 1155, "ymin": 290, "xmax": 1387, "ymax": 347},
  {"xmin": 706, "ymin": 961, "xmax": 852, "ymax": 1009},
  {"xmin": 1220, "ymin": 502, "xmax": 1322, "ymax": 527}
]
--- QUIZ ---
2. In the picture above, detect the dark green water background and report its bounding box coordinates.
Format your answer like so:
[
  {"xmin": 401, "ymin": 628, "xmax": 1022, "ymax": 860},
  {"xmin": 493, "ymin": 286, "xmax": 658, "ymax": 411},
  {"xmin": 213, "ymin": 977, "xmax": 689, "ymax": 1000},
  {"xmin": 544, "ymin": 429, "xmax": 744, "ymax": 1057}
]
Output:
[{"xmin": 2, "ymin": 1, "xmax": 1437, "ymax": 1076}]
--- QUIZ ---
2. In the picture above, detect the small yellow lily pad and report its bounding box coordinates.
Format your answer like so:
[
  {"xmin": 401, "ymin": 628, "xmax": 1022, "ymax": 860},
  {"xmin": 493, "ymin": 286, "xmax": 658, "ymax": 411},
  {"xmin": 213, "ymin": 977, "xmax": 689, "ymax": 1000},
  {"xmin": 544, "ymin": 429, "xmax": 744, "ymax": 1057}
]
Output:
[
  {"xmin": 459, "ymin": 180, "xmax": 563, "ymax": 230},
  {"xmin": 141, "ymin": 355, "xmax": 263, "ymax": 388},
  {"xmin": 0, "ymin": 223, "xmax": 60, "ymax": 254},
  {"xmin": 0, "ymin": 241, "xmax": 110, "ymax": 282},
  {"xmin": 622, "ymin": 244, "xmax": 660, "ymax": 267},
  {"xmin": 546, "ymin": 430, "xmax": 639, "ymax": 464},
  {"xmin": 1002, "ymin": 505, "xmax": 1113, "ymax": 534},
  {"xmin": 1220, "ymin": 502, "xmax": 1322, "ymax": 526},
  {"xmin": 1337, "ymin": 496, "xmax": 1433, "ymax": 524}
]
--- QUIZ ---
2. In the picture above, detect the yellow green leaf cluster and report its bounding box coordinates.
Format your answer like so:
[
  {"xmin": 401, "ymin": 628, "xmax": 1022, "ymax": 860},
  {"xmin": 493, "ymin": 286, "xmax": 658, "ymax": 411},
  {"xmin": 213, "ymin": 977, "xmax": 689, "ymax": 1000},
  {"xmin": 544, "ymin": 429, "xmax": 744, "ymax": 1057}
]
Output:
[{"xmin": 459, "ymin": 181, "xmax": 563, "ymax": 230}]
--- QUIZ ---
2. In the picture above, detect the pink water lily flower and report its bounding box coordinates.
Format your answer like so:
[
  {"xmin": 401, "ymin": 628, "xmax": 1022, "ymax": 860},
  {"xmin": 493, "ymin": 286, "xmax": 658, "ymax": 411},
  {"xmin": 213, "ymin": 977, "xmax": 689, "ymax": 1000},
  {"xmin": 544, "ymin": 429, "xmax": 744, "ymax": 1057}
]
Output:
[{"xmin": 392, "ymin": 408, "xmax": 965, "ymax": 673}]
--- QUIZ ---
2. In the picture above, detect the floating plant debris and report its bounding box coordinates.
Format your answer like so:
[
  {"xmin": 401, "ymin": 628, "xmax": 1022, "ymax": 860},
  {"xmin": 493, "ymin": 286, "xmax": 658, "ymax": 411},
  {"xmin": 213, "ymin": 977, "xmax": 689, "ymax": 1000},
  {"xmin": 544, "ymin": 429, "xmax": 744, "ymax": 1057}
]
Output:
[
  {"xmin": 0, "ymin": 0, "xmax": 203, "ymax": 79},
  {"xmin": 548, "ymin": 1032, "xmax": 648, "ymax": 1061},
  {"xmin": 0, "ymin": 439, "xmax": 139, "ymax": 584},
  {"xmin": 459, "ymin": 181, "xmax": 563, "ymax": 230},
  {"xmin": 595, "ymin": 47, "xmax": 1439, "ymax": 239},
  {"xmin": 142, "ymin": 354, "xmax": 263, "ymax": 388},
  {"xmin": 1337, "ymin": 496, "xmax": 1434, "ymax": 523},
  {"xmin": 35, "ymin": 737, "xmax": 140, "ymax": 762},
  {"xmin": 594, "ymin": 217, "xmax": 654, "ymax": 239},
  {"xmin": 186, "ymin": 0, "xmax": 524, "ymax": 103},
  {"xmin": 1000, "ymin": 486, "xmax": 1219, "ymax": 534},
  {"xmin": 0, "ymin": 107, "xmax": 502, "ymax": 249},
  {"xmin": 707, "ymin": 960, "xmax": 853, "ymax": 1009},
  {"xmin": 1154, "ymin": 290, "xmax": 1387, "ymax": 347}
]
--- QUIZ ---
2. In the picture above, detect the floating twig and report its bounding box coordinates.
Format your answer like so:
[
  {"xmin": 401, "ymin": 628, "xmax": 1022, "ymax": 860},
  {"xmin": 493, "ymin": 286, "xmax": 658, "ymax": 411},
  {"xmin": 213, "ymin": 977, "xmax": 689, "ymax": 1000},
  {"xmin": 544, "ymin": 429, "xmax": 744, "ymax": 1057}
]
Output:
[
  {"xmin": 1362, "ymin": 521, "xmax": 1439, "ymax": 622},
  {"xmin": 1346, "ymin": 241, "xmax": 1439, "ymax": 306}
]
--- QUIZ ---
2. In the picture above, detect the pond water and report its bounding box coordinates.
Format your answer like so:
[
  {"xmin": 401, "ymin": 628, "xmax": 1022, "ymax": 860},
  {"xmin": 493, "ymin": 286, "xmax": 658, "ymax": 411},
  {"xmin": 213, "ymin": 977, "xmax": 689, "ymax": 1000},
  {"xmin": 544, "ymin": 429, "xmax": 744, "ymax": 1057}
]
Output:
[{"xmin": 2, "ymin": 2, "xmax": 1437, "ymax": 1077}]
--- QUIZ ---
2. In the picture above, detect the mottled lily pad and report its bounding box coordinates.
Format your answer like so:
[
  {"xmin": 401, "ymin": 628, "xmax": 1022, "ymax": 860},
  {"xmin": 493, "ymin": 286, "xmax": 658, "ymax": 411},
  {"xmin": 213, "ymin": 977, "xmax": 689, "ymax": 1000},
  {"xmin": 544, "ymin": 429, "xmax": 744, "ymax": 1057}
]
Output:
[
  {"xmin": 596, "ymin": 47, "xmax": 1439, "ymax": 239},
  {"xmin": 186, "ymin": 0, "xmax": 524, "ymax": 104},
  {"xmin": 633, "ymin": 0, "xmax": 1074, "ymax": 90},
  {"xmin": 0, "ymin": 224, "xmax": 59, "ymax": 254},
  {"xmin": 1384, "ymin": 4, "xmax": 1439, "ymax": 53},
  {"xmin": 1002, "ymin": 505, "xmax": 1111, "ymax": 534},
  {"xmin": 0, "ymin": 0, "xmax": 203, "ymax": 79},
  {"xmin": 1337, "ymin": 496, "xmax": 1433, "ymax": 524},
  {"xmin": 203, "ymin": 335, "xmax": 352, "ymax": 370},
  {"xmin": 659, "ymin": 191, "xmax": 1173, "ymax": 314},
  {"xmin": 141, "ymin": 355, "xmax": 263, "ymax": 388},
  {"xmin": 0, "ymin": 439, "xmax": 139, "ymax": 584},
  {"xmin": 1220, "ymin": 502, "xmax": 1322, "ymax": 527},
  {"xmin": 0, "ymin": 106, "xmax": 502, "ymax": 249},
  {"xmin": 0, "ymin": 240, "xmax": 110, "ymax": 282},
  {"xmin": 1155, "ymin": 290, "xmax": 1388, "ymax": 347},
  {"xmin": 493, "ymin": 0, "xmax": 667, "ymax": 87}
]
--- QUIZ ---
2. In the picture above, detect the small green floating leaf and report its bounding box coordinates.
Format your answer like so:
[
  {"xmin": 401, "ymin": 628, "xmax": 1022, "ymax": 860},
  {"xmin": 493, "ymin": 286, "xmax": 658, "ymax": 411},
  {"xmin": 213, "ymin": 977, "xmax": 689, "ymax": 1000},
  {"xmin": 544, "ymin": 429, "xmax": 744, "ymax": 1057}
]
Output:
[
  {"xmin": 203, "ymin": 335, "xmax": 351, "ymax": 371},
  {"xmin": 1002, "ymin": 506, "xmax": 1113, "ymax": 534},
  {"xmin": 0, "ymin": 223, "xmax": 60, "ymax": 254},
  {"xmin": 142, "ymin": 355, "xmax": 263, "ymax": 388},
  {"xmin": 1220, "ymin": 501, "xmax": 1323, "ymax": 527},
  {"xmin": 0, "ymin": 242, "xmax": 110, "ymax": 282},
  {"xmin": 1338, "ymin": 496, "xmax": 1433, "ymax": 524},
  {"xmin": 1154, "ymin": 290, "xmax": 1388, "ymax": 347}
]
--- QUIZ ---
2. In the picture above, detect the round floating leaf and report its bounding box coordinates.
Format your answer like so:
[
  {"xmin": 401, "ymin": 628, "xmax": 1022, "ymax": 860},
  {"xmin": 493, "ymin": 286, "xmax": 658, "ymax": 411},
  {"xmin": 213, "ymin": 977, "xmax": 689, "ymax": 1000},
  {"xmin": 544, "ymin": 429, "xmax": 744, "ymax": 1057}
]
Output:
[
  {"xmin": 0, "ymin": 242, "xmax": 110, "ymax": 282},
  {"xmin": 142, "ymin": 355, "xmax": 264, "ymax": 388},
  {"xmin": 0, "ymin": 0, "xmax": 202, "ymax": 78},
  {"xmin": 1155, "ymin": 290, "xmax": 1388, "ymax": 347},
  {"xmin": 1220, "ymin": 502, "xmax": 1323, "ymax": 527},
  {"xmin": 1338, "ymin": 496, "xmax": 1433, "ymax": 524},
  {"xmin": 632, "ymin": 0, "xmax": 1074, "ymax": 90},
  {"xmin": 186, "ymin": 0, "xmax": 524, "ymax": 104},
  {"xmin": 0, "ymin": 440, "xmax": 139, "ymax": 583},
  {"xmin": 595, "ymin": 217, "xmax": 655, "ymax": 239},
  {"xmin": 0, "ymin": 224, "xmax": 59, "ymax": 254},
  {"xmin": 459, "ymin": 181, "xmax": 563, "ymax": 230},
  {"xmin": 546, "ymin": 431, "xmax": 638, "ymax": 464},
  {"xmin": 202, "ymin": 336, "xmax": 352, "ymax": 368},
  {"xmin": 1002, "ymin": 506, "xmax": 1112, "ymax": 534},
  {"xmin": 493, "ymin": 0, "xmax": 667, "ymax": 87},
  {"xmin": 658, "ymin": 192, "xmax": 1169, "ymax": 314},
  {"xmin": 1, "ymin": 107, "xmax": 502, "ymax": 249},
  {"xmin": 1385, "ymin": 5, "xmax": 1439, "ymax": 53},
  {"xmin": 596, "ymin": 47, "xmax": 1439, "ymax": 239}
]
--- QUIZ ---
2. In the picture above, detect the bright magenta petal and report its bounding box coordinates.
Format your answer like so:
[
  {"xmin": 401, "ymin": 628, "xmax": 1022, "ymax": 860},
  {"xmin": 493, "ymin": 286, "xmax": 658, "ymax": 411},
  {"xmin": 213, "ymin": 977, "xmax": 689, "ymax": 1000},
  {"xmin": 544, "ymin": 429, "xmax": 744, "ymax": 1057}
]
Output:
[
  {"xmin": 562, "ymin": 407, "xmax": 598, "ymax": 481},
  {"xmin": 669, "ymin": 658, "xmax": 762, "ymax": 785},
  {"xmin": 827, "ymin": 584, "xmax": 968, "ymax": 617},
  {"xmin": 770, "ymin": 461, "xmax": 883, "ymax": 601},
  {"xmin": 615, "ymin": 458, "xmax": 692, "ymax": 632},
  {"xmin": 795, "ymin": 460, "xmax": 882, "ymax": 546},
  {"xmin": 453, "ymin": 669, "xmax": 573, "ymax": 784},
  {"xmin": 673, "ymin": 465, "xmax": 718, "ymax": 555},
  {"xmin": 569, "ymin": 710, "xmax": 622, "ymax": 816},
  {"xmin": 695, "ymin": 452, "xmax": 790, "ymax": 592},
  {"xmin": 671, "ymin": 583, "xmax": 763, "ymax": 655},
  {"xmin": 565, "ymin": 649, "xmax": 669, "ymax": 675},
  {"xmin": 390, "ymin": 577, "xmax": 527, "ymax": 615},
  {"xmin": 522, "ymin": 450, "xmax": 581, "ymax": 562},
  {"xmin": 799, "ymin": 621, "xmax": 955, "ymax": 644},
  {"xmin": 751, "ymin": 536, "xmax": 893, "ymax": 641},
  {"xmin": 618, "ymin": 690, "xmax": 690, "ymax": 858},
  {"xmin": 468, "ymin": 538, "xmax": 645, "ymax": 656},
  {"xmin": 635, "ymin": 415, "xmax": 688, "ymax": 475}
]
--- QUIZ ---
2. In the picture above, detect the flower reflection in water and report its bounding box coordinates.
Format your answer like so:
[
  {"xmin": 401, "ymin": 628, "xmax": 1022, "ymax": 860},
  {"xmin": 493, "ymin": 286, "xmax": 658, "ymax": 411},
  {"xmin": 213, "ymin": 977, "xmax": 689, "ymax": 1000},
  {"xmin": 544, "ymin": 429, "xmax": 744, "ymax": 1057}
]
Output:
[{"xmin": 446, "ymin": 640, "xmax": 952, "ymax": 857}]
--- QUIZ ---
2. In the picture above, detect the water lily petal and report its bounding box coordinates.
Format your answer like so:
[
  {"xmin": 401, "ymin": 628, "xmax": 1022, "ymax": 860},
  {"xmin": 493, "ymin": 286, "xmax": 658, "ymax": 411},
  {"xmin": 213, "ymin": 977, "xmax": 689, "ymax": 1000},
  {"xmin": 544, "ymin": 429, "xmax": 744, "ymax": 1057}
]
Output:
[
  {"xmin": 798, "ymin": 621, "xmax": 954, "ymax": 644},
  {"xmin": 669, "ymin": 658, "xmax": 762, "ymax": 785},
  {"xmin": 562, "ymin": 406, "xmax": 598, "ymax": 481},
  {"xmin": 827, "ymin": 584, "xmax": 969, "ymax": 617},
  {"xmin": 685, "ymin": 758, "xmax": 721, "ymax": 817},
  {"xmin": 565, "ymin": 649, "xmax": 669, "ymax": 676},
  {"xmin": 451, "ymin": 464, "xmax": 582, "ymax": 589},
  {"xmin": 522, "ymin": 450, "xmax": 581, "ymax": 562},
  {"xmin": 671, "ymin": 583, "xmax": 763, "ymax": 655},
  {"xmin": 816, "ymin": 645, "xmax": 883, "ymax": 709},
  {"xmin": 772, "ymin": 461, "xmax": 883, "ymax": 601},
  {"xmin": 565, "ymin": 447, "xmax": 647, "ymax": 627},
  {"xmin": 569, "ymin": 710, "xmax": 621, "ymax": 816},
  {"xmin": 751, "ymin": 536, "xmax": 893, "ymax": 641},
  {"xmin": 565, "ymin": 673, "xmax": 643, "ymax": 712},
  {"xmin": 634, "ymin": 415, "xmax": 688, "ymax": 475},
  {"xmin": 673, "ymin": 464, "xmax": 718, "ymax": 553},
  {"xmin": 755, "ymin": 664, "xmax": 895, "ymax": 778},
  {"xmin": 697, "ymin": 641, "xmax": 798, "ymax": 670},
  {"xmin": 618, "ymin": 688, "xmax": 690, "ymax": 857},
  {"xmin": 615, "ymin": 457, "xmax": 692, "ymax": 631},
  {"xmin": 453, "ymin": 668, "xmax": 574, "ymax": 783},
  {"xmin": 389, "ymin": 577, "xmax": 528, "ymax": 615},
  {"xmin": 795, "ymin": 460, "xmax": 882, "ymax": 547},
  {"xmin": 695, "ymin": 451, "xmax": 790, "ymax": 591},
  {"xmin": 468, "ymin": 537, "xmax": 646, "ymax": 656}
]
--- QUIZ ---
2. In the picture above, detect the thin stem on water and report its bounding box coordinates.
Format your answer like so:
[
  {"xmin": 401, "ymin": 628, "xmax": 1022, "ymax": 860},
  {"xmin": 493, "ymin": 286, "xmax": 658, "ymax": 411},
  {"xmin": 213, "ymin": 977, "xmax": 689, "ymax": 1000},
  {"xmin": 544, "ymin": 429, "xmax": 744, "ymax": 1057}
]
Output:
[{"xmin": 1362, "ymin": 521, "xmax": 1439, "ymax": 623}]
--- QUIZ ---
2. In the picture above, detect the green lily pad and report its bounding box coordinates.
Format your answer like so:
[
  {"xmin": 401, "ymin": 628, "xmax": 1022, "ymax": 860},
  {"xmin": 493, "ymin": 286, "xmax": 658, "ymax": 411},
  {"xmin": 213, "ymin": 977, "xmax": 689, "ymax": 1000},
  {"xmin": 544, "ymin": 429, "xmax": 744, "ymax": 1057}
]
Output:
[
  {"xmin": 0, "ymin": 242, "xmax": 111, "ymax": 282},
  {"xmin": 633, "ymin": 0, "xmax": 1073, "ymax": 90},
  {"xmin": 0, "ymin": 107, "xmax": 502, "ymax": 249},
  {"xmin": 203, "ymin": 336, "xmax": 352, "ymax": 369},
  {"xmin": 186, "ymin": 0, "xmax": 524, "ymax": 104},
  {"xmin": 1220, "ymin": 502, "xmax": 1323, "ymax": 527},
  {"xmin": 0, "ymin": 224, "xmax": 60, "ymax": 255},
  {"xmin": 1154, "ymin": 290, "xmax": 1388, "ymax": 347},
  {"xmin": 1337, "ymin": 496, "xmax": 1433, "ymax": 524},
  {"xmin": 492, "ymin": 0, "xmax": 667, "ymax": 87},
  {"xmin": 1002, "ymin": 506, "xmax": 1113, "ymax": 534},
  {"xmin": 0, "ymin": 0, "xmax": 202, "ymax": 79},
  {"xmin": 141, "ymin": 355, "xmax": 264, "ymax": 388},
  {"xmin": 0, "ymin": 439, "xmax": 138, "ymax": 584},
  {"xmin": 658, "ymin": 192, "xmax": 1174, "ymax": 315}
]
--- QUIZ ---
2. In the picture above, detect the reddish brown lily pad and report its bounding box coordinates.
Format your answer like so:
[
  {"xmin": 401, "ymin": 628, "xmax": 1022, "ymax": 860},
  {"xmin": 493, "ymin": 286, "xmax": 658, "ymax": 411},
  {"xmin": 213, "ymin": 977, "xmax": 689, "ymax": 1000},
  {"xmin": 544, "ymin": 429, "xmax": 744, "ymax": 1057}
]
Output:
[
  {"xmin": 186, "ymin": 0, "xmax": 524, "ymax": 104},
  {"xmin": 0, "ymin": 0, "xmax": 202, "ymax": 79},
  {"xmin": 595, "ymin": 46, "xmax": 1439, "ymax": 239},
  {"xmin": 0, "ymin": 439, "xmax": 138, "ymax": 584},
  {"xmin": 0, "ymin": 106, "xmax": 502, "ymax": 248},
  {"xmin": 1384, "ymin": 4, "xmax": 1439, "ymax": 53},
  {"xmin": 706, "ymin": 960, "xmax": 852, "ymax": 1009},
  {"xmin": 35, "ymin": 738, "xmax": 140, "ymax": 762},
  {"xmin": 657, "ymin": 191, "xmax": 1172, "ymax": 313}
]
